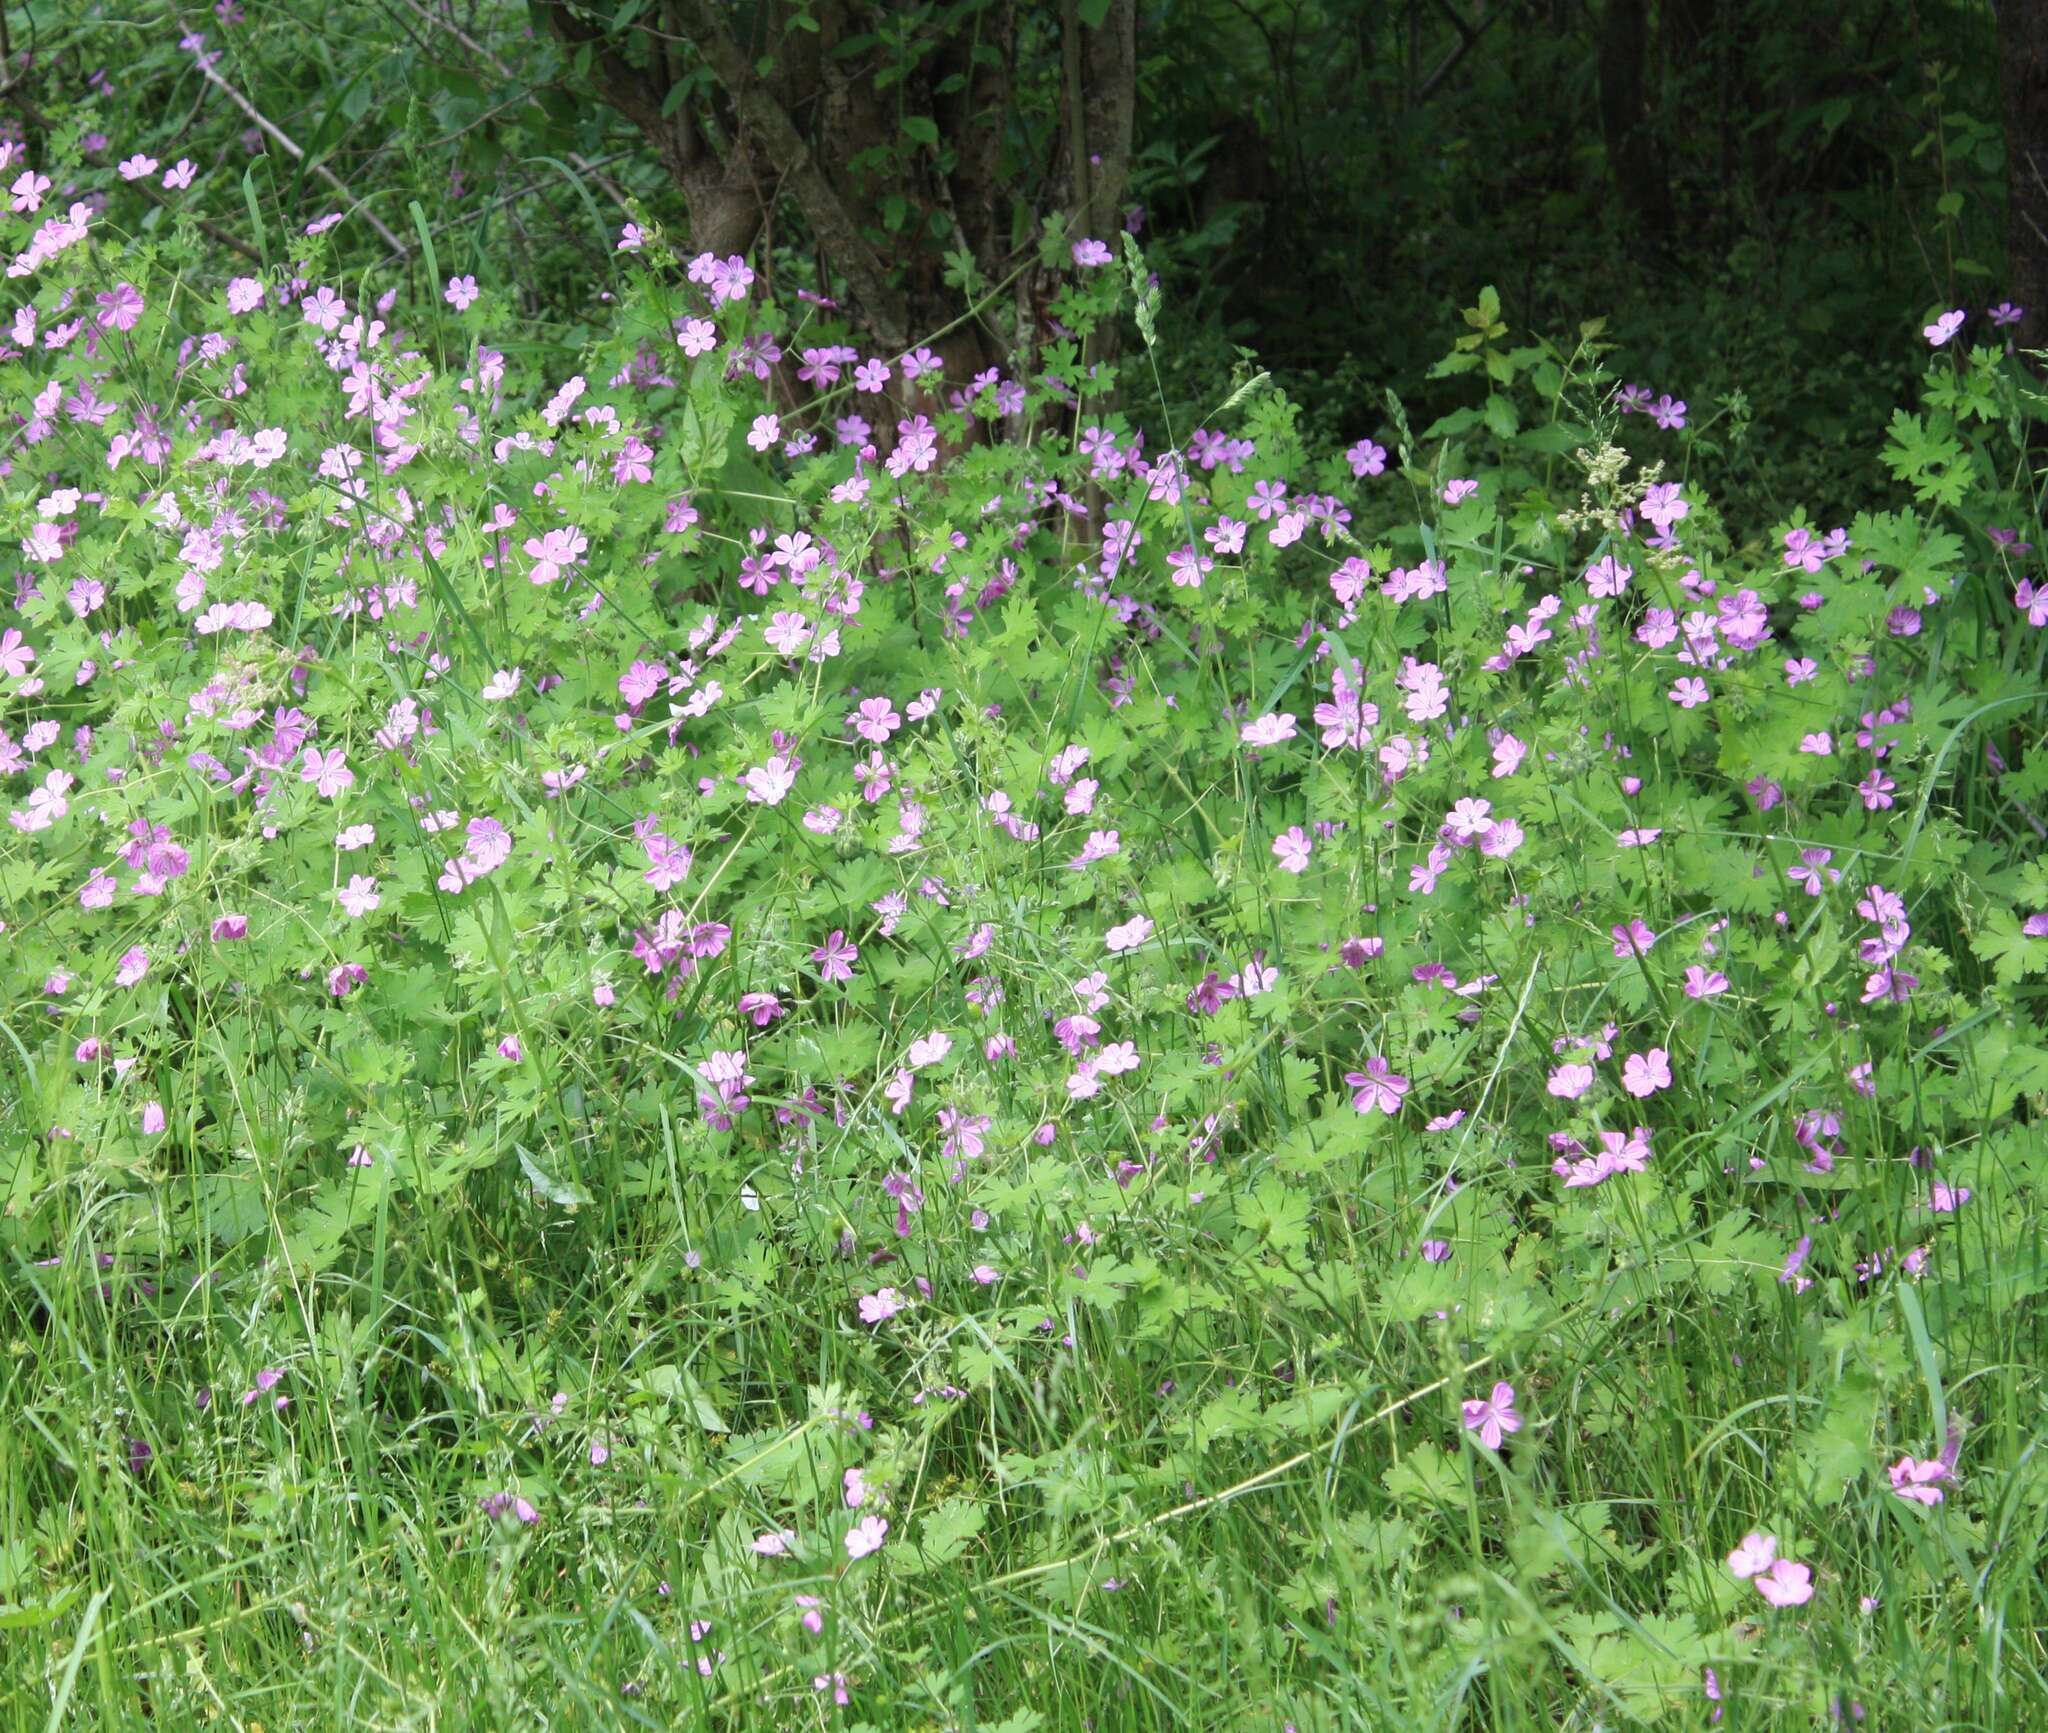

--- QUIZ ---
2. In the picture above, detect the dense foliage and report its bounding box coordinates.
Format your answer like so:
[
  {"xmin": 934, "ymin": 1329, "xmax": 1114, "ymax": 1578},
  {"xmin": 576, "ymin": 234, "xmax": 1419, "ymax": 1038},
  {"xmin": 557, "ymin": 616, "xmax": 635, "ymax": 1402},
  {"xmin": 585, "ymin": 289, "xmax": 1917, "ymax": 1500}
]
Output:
[
  {"xmin": 3, "ymin": 13, "xmax": 2048, "ymax": 1732},
  {"xmin": 4, "ymin": 0, "xmax": 2015, "ymax": 509}
]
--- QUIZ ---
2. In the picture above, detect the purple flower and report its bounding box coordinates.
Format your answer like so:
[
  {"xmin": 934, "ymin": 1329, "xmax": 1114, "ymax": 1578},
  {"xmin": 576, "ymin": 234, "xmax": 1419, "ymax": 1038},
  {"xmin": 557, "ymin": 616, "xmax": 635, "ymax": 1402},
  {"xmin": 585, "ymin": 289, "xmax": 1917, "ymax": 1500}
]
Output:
[
  {"xmin": 1461, "ymin": 1381, "xmax": 1521, "ymax": 1449},
  {"xmin": 481, "ymin": 1491, "xmax": 540, "ymax": 1524},
  {"xmin": 1344, "ymin": 1055, "xmax": 1409, "ymax": 1116},
  {"xmin": 811, "ymin": 930, "xmax": 859, "ymax": 983}
]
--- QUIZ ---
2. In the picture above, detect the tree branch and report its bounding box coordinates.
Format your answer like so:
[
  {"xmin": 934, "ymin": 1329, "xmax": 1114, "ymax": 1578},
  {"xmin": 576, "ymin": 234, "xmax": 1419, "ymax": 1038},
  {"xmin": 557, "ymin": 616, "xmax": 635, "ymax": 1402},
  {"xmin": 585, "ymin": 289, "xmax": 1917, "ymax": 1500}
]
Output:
[
  {"xmin": 663, "ymin": 0, "xmax": 909, "ymax": 349},
  {"xmin": 185, "ymin": 49, "xmax": 413, "ymax": 257}
]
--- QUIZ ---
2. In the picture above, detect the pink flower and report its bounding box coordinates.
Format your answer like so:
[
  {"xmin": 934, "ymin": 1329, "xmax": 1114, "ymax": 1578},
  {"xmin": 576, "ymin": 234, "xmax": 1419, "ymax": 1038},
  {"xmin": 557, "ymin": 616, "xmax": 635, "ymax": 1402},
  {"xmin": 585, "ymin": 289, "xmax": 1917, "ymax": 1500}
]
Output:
[
  {"xmin": 844, "ymin": 1514, "xmax": 889, "ymax": 1559},
  {"xmin": 1072, "ymin": 237, "xmax": 1113, "ymax": 268},
  {"xmin": 1728, "ymin": 1533, "xmax": 1814, "ymax": 1606},
  {"xmin": 1444, "ymin": 797, "xmax": 1493, "ymax": 844},
  {"xmin": 241, "ymin": 1368, "xmax": 288, "ymax": 1409},
  {"xmin": 1585, "ymin": 554, "xmax": 1632, "ymax": 598},
  {"xmin": 1240, "ymin": 712, "xmax": 1298, "ymax": 747},
  {"xmin": 1272, "ymin": 826, "xmax": 1313, "ymax": 874},
  {"xmin": 811, "ymin": 930, "xmax": 859, "ymax": 983},
  {"xmin": 480, "ymin": 1492, "xmax": 539, "ymax": 1524},
  {"xmin": 1620, "ymin": 1047, "xmax": 1671, "ymax": 1098},
  {"xmin": 1669, "ymin": 676, "xmax": 1711, "ymax": 709},
  {"xmin": 1923, "ymin": 309, "xmax": 1966, "ymax": 346},
  {"xmin": 1683, "ymin": 966, "xmax": 1728, "ymax": 998},
  {"xmin": 905, "ymin": 1030, "xmax": 953, "ymax": 1069},
  {"xmin": 1346, "ymin": 438, "xmax": 1387, "ymax": 477},
  {"xmin": 337, "ymin": 874, "xmax": 380, "ymax": 918},
  {"xmin": 1105, "ymin": 915, "xmax": 1153, "ymax": 952},
  {"xmin": 850, "ymin": 696, "xmax": 902, "ymax": 742},
  {"xmin": 857, "ymin": 1288, "xmax": 903, "ymax": 1325},
  {"xmin": 95, "ymin": 282, "xmax": 145, "ymax": 332},
  {"xmin": 1067, "ymin": 828, "xmax": 1121, "ymax": 870},
  {"xmin": 9, "ymin": 169, "xmax": 50, "ymax": 213},
  {"xmin": 1461, "ymin": 1381, "xmax": 1521, "ymax": 1449},
  {"xmin": 741, "ymin": 754, "xmax": 797, "ymax": 805},
  {"xmin": 444, "ymin": 274, "xmax": 480, "ymax": 310},
  {"xmin": 1546, "ymin": 1062, "xmax": 1595, "ymax": 1100},
  {"xmin": 1887, "ymin": 1455, "xmax": 1952, "ymax": 1506},
  {"xmin": 1725, "ymin": 1532, "xmax": 1777, "ymax": 1578},
  {"xmin": 300, "ymin": 747, "xmax": 354, "ymax": 798},
  {"xmin": 746, "ymin": 413, "xmax": 781, "ymax": 452},
  {"xmin": 1611, "ymin": 920, "xmax": 1657, "ymax": 958},
  {"xmin": 140, "ymin": 1101, "xmax": 167, "ymax": 1135},
  {"xmin": 1754, "ymin": 1560, "xmax": 1814, "ymax": 1608},
  {"xmin": 1345, "ymin": 1055, "xmax": 1409, "ymax": 1116},
  {"xmin": 523, "ymin": 525, "xmax": 587, "ymax": 585}
]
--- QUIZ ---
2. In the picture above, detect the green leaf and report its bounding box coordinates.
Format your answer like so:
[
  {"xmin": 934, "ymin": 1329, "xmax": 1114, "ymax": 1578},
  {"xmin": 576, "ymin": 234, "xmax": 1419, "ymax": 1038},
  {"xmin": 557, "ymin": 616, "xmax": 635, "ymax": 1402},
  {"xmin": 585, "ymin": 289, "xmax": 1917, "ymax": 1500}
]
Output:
[
  {"xmin": 1382, "ymin": 1443, "xmax": 1471, "ymax": 1510},
  {"xmin": 408, "ymin": 199, "xmax": 441, "ymax": 306},
  {"xmin": 899, "ymin": 1496, "xmax": 985, "ymax": 1572},
  {"xmin": 241, "ymin": 166, "xmax": 269, "ymax": 267},
  {"xmin": 516, "ymin": 1144, "xmax": 592, "ymax": 1210},
  {"xmin": 1969, "ymin": 907, "xmax": 2048, "ymax": 984}
]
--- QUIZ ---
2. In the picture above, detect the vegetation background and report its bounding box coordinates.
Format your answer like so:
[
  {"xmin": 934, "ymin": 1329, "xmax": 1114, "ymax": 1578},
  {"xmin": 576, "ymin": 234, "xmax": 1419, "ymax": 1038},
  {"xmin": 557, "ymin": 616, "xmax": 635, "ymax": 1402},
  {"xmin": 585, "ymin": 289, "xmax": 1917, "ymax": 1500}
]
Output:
[
  {"xmin": 3, "ymin": 2, "xmax": 2048, "ymax": 1729},
  {"xmin": 8, "ymin": 0, "xmax": 2025, "ymax": 494}
]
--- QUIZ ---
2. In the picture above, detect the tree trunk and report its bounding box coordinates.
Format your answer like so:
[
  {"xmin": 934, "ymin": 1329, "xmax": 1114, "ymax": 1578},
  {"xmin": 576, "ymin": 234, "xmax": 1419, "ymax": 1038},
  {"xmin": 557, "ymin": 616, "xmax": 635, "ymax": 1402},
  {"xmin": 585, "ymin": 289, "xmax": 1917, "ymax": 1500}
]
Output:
[
  {"xmin": 540, "ymin": 0, "xmax": 1138, "ymax": 378},
  {"xmin": 1078, "ymin": 0, "xmax": 1138, "ymax": 244},
  {"xmin": 1597, "ymin": 0, "xmax": 1671, "ymax": 248},
  {"xmin": 2000, "ymin": 0, "xmax": 2048, "ymax": 358}
]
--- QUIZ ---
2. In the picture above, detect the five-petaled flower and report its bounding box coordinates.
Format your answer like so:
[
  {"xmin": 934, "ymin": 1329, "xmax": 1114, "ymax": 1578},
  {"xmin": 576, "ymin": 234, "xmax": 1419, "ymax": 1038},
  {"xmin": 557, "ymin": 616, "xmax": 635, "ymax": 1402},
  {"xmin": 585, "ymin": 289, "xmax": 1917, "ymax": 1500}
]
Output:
[
  {"xmin": 1461, "ymin": 1381, "xmax": 1522, "ymax": 1449},
  {"xmin": 811, "ymin": 930, "xmax": 859, "ymax": 983},
  {"xmin": 1346, "ymin": 1055, "xmax": 1409, "ymax": 1116}
]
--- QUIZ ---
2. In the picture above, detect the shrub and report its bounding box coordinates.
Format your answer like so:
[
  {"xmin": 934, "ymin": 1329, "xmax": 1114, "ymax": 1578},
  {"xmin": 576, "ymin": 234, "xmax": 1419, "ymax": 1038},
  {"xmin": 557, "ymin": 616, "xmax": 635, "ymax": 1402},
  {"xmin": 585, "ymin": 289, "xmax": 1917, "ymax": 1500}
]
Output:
[{"xmin": 3, "ymin": 138, "xmax": 2047, "ymax": 1726}]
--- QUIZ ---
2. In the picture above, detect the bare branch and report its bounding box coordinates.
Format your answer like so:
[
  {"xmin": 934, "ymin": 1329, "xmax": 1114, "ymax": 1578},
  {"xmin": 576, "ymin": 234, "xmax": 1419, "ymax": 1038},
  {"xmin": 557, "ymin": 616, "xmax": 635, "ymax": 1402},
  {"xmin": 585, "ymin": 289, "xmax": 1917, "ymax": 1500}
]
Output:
[{"xmin": 185, "ymin": 50, "xmax": 414, "ymax": 257}]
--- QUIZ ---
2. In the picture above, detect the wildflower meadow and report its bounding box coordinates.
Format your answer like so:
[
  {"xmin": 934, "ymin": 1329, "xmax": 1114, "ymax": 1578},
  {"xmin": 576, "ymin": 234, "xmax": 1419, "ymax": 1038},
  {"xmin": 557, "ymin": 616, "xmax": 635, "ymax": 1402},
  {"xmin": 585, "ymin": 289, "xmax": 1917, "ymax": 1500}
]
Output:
[{"xmin": 4, "ymin": 4, "xmax": 2048, "ymax": 1728}]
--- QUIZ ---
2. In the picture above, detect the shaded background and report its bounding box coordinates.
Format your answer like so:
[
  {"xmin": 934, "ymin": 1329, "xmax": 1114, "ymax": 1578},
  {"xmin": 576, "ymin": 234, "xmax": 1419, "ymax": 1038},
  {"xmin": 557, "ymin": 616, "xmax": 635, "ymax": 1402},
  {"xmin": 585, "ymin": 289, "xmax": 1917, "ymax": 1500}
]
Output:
[{"xmin": 2, "ymin": 0, "xmax": 2028, "ymax": 510}]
